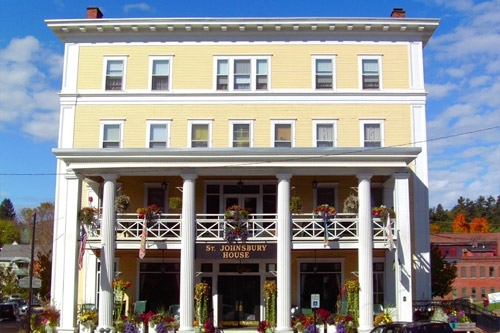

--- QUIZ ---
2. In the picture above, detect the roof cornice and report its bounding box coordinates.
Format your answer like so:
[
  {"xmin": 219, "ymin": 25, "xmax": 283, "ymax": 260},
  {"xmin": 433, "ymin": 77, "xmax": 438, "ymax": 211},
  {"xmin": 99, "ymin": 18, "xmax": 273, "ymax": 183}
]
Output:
[{"xmin": 45, "ymin": 16, "xmax": 440, "ymax": 46}]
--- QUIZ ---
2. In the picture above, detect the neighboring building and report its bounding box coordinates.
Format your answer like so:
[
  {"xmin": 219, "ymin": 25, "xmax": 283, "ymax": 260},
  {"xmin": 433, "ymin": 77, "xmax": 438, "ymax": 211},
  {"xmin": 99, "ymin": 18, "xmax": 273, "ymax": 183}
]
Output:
[
  {"xmin": 46, "ymin": 7, "xmax": 439, "ymax": 333},
  {"xmin": 431, "ymin": 233, "xmax": 500, "ymax": 302}
]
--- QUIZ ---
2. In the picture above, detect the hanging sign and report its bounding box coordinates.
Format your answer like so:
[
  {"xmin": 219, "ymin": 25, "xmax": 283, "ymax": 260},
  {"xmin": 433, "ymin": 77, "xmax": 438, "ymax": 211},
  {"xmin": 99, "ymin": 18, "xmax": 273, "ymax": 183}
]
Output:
[{"xmin": 196, "ymin": 243, "xmax": 276, "ymax": 259}]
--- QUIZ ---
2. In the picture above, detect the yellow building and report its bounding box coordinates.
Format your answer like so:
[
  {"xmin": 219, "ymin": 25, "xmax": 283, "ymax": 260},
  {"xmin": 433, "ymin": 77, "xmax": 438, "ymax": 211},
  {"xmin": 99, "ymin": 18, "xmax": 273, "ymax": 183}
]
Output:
[{"xmin": 46, "ymin": 7, "xmax": 439, "ymax": 333}]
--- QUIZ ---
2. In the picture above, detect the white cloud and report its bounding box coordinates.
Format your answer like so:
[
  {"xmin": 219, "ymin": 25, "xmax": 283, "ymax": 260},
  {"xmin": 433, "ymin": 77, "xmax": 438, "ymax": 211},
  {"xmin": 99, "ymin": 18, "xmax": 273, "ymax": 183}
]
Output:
[
  {"xmin": 0, "ymin": 36, "xmax": 61, "ymax": 142},
  {"xmin": 426, "ymin": 82, "xmax": 457, "ymax": 99},
  {"xmin": 123, "ymin": 3, "xmax": 151, "ymax": 13}
]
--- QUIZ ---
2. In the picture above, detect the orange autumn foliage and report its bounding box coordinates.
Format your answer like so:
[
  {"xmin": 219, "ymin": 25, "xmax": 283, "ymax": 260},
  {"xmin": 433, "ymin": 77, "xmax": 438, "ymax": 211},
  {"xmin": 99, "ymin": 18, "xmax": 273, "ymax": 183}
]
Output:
[
  {"xmin": 452, "ymin": 213, "xmax": 469, "ymax": 233},
  {"xmin": 470, "ymin": 217, "xmax": 491, "ymax": 233}
]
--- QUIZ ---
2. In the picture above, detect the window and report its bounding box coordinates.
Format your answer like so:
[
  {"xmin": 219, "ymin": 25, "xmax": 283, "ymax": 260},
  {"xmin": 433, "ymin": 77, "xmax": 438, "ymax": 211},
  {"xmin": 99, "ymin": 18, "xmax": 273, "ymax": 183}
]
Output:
[
  {"xmin": 150, "ymin": 57, "xmax": 172, "ymax": 91},
  {"xmin": 230, "ymin": 121, "xmax": 253, "ymax": 147},
  {"xmin": 104, "ymin": 58, "xmax": 126, "ymax": 90},
  {"xmin": 314, "ymin": 182, "xmax": 338, "ymax": 209},
  {"xmin": 460, "ymin": 267, "xmax": 467, "ymax": 278},
  {"xmin": 147, "ymin": 121, "xmax": 170, "ymax": 148},
  {"xmin": 313, "ymin": 120, "xmax": 337, "ymax": 147},
  {"xmin": 313, "ymin": 57, "xmax": 335, "ymax": 90},
  {"xmin": 101, "ymin": 121, "xmax": 123, "ymax": 148},
  {"xmin": 189, "ymin": 121, "xmax": 212, "ymax": 148},
  {"xmin": 215, "ymin": 57, "xmax": 270, "ymax": 91},
  {"xmin": 272, "ymin": 121, "xmax": 294, "ymax": 147},
  {"xmin": 361, "ymin": 58, "xmax": 381, "ymax": 89},
  {"xmin": 471, "ymin": 287, "xmax": 477, "ymax": 299},
  {"xmin": 360, "ymin": 120, "xmax": 384, "ymax": 147},
  {"xmin": 480, "ymin": 266, "xmax": 486, "ymax": 278},
  {"xmin": 461, "ymin": 288, "xmax": 467, "ymax": 298},
  {"xmin": 490, "ymin": 266, "xmax": 495, "ymax": 278},
  {"xmin": 471, "ymin": 266, "xmax": 477, "ymax": 278}
]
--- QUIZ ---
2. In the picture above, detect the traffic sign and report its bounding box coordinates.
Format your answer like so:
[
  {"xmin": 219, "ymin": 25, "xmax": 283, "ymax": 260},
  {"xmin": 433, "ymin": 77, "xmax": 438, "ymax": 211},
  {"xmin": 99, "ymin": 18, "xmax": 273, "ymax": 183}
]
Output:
[
  {"xmin": 19, "ymin": 277, "xmax": 42, "ymax": 289},
  {"xmin": 311, "ymin": 294, "xmax": 320, "ymax": 308}
]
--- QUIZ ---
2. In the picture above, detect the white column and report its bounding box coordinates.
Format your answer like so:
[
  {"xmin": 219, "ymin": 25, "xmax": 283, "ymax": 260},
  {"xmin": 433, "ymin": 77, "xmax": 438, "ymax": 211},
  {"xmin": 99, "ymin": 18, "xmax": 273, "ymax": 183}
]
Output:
[
  {"xmin": 357, "ymin": 173, "xmax": 373, "ymax": 333},
  {"xmin": 97, "ymin": 174, "xmax": 117, "ymax": 332},
  {"xmin": 394, "ymin": 173, "xmax": 412, "ymax": 321},
  {"xmin": 276, "ymin": 173, "xmax": 293, "ymax": 333},
  {"xmin": 178, "ymin": 173, "xmax": 197, "ymax": 333},
  {"xmin": 383, "ymin": 180, "xmax": 396, "ymax": 309},
  {"xmin": 56, "ymin": 172, "xmax": 82, "ymax": 333}
]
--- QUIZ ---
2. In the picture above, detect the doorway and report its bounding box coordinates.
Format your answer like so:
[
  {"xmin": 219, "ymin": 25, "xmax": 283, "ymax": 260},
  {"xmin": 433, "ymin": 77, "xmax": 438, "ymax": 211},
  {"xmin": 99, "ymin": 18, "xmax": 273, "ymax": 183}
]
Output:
[{"xmin": 218, "ymin": 275, "xmax": 260, "ymax": 328}]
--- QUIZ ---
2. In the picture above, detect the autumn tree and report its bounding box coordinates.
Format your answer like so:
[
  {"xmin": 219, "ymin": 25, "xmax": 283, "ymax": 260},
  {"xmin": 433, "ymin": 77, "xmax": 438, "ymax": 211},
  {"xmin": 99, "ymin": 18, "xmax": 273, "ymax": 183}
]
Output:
[
  {"xmin": 36, "ymin": 251, "xmax": 52, "ymax": 300},
  {"xmin": 452, "ymin": 213, "xmax": 469, "ymax": 233},
  {"xmin": 0, "ymin": 265, "xmax": 23, "ymax": 299},
  {"xmin": 431, "ymin": 247, "xmax": 457, "ymax": 298},
  {"xmin": 19, "ymin": 202, "xmax": 54, "ymax": 256},
  {"xmin": 470, "ymin": 217, "xmax": 491, "ymax": 233}
]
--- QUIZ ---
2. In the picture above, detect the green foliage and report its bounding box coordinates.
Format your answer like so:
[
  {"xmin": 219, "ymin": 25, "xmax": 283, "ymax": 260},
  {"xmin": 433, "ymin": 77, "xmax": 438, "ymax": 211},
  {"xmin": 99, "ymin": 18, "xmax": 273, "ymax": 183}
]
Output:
[
  {"xmin": 0, "ymin": 265, "xmax": 23, "ymax": 299},
  {"xmin": 0, "ymin": 198, "xmax": 16, "ymax": 221},
  {"xmin": 37, "ymin": 250, "xmax": 52, "ymax": 300},
  {"xmin": 431, "ymin": 247, "xmax": 457, "ymax": 298},
  {"xmin": 0, "ymin": 219, "xmax": 20, "ymax": 247}
]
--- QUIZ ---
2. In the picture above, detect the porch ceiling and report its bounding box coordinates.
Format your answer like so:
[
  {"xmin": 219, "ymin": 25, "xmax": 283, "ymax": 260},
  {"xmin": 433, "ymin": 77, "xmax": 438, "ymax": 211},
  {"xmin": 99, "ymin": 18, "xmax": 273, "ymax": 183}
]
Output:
[{"xmin": 53, "ymin": 147, "xmax": 420, "ymax": 177}]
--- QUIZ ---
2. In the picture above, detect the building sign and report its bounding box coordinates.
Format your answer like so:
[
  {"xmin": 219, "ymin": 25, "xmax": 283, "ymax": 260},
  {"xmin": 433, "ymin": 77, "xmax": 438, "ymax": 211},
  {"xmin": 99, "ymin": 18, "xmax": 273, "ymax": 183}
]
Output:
[{"xmin": 196, "ymin": 243, "xmax": 276, "ymax": 260}]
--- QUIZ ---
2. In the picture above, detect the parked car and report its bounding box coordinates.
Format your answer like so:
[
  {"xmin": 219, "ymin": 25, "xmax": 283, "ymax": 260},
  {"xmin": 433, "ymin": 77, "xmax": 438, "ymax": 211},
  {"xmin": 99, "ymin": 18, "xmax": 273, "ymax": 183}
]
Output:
[
  {"xmin": 0, "ymin": 302, "xmax": 19, "ymax": 321},
  {"xmin": 370, "ymin": 321, "xmax": 454, "ymax": 333},
  {"xmin": 19, "ymin": 298, "xmax": 42, "ymax": 315}
]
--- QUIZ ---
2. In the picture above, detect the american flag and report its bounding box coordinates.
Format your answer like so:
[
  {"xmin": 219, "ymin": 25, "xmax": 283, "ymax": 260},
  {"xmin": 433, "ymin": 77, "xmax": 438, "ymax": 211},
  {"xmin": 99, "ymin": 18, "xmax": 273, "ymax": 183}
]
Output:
[
  {"xmin": 78, "ymin": 225, "xmax": 88, "ymax": 270},
  {"xmin": 138, "ymin": 218, "xmax": 147, "ymax": 259}
]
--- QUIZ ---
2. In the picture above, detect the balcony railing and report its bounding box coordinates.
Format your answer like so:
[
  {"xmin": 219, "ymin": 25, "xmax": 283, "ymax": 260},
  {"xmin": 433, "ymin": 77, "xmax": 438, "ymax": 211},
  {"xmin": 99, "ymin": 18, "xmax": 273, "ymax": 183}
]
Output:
[{"xmin": 87, "ymin": 213, "xmax": 394, "ymax": 244}]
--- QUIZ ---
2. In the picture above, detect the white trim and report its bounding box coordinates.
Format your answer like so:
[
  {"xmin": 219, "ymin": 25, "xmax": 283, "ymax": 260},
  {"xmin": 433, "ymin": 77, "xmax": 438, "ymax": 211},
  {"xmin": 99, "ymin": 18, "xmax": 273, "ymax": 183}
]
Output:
[
  {"xmin": 270, "ymin": 119, "xmax": 295, "ymax": 147},
  {"xmin": 312, "ymin": 55, "xmax": 336, "ymax": 91},
  {"xmin": 100, "ymin": 119, "xmax": 124, "ymax": 148},
  {"xmin": 148, "ymin": 55, "xmax": 174, "ymax": 92},
  {"xmin": 360, "ymin": 118, "xmax": 385, "ymax": 148},
  {"xmin": 146, "ymin": 120, "xmax": 171, "ymax": 148},
  {"xmin": 358, "ymin": 55, "xmax": 383, "ymax": 91},
  {"xmin": 102, "ymin": 56, "xmax": 128, "ymax": 91},
  {"xmin": 229, "ymin": 119, "xmax": 254, "ymax": 147},
  {"xmin": 188, "ymin": 119, "xmax": 213, "ymax": 148},
  {"xmin": 312, "ymin": 119, "xmax": 338, "ymax": 147}
]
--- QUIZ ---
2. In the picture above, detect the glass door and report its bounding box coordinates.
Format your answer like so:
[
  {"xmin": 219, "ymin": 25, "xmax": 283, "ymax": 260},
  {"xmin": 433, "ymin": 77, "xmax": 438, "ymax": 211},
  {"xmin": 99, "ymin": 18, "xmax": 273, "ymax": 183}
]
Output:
[{"xmin": 218, "ymin": 275, "xmax": 260, "ymax": 328}]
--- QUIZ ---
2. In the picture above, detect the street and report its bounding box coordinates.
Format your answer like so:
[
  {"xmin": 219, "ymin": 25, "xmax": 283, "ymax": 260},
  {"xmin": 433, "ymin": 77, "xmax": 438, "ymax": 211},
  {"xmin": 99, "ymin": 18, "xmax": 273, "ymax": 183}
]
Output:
[{"xmin": 0, "ymin": 318, "xmax": 26, "ymax": 333}]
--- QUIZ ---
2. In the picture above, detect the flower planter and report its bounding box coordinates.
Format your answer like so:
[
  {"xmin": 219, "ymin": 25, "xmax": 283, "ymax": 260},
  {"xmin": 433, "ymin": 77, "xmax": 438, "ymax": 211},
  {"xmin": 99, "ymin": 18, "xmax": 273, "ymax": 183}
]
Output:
[
  {"xmin": 79, "ymin": 323, "xmax": 95, "ymax": 333},
  {"xmin": 449, "ymin": 322, "xmax": 458, "ymax": 329},
  {"xmin": 326, "ymin": 324, "xmax": 337, "ymax": 333}
]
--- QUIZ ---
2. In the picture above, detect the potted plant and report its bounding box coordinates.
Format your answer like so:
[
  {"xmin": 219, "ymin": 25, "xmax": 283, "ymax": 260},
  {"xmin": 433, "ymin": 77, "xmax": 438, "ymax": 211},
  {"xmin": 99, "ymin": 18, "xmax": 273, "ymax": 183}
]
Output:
[
  {"xmin": 78, "ymin": 206, "xmax": 100, "ymax": 226},
  {"xmin": 313, "ymin": 204, "xmax": 336, "ymax": 217},
  {"xmin": 115, "ymin": 194, "xmax": 131, "ymax": 213},
  {"xmin": 224, "ymin": 205, "xmax": 249, "ymax": 243},
  {"xmin": 372, "ymin": 205, "xmax": 396, "ymax": 222},
  {"xmin": 194, "ymin": 282, "xmax": 210, "ymax": 330},
  {"xmin": 263, "ymin": 280, "xmax": 277, "ymax": 329},
  {"xmin": 113, "ymin": 278, "xmax": 132, "ymax": 323},
  {"xmin": 41, "ymin": 304, "xmax": 60, "ymax": 332},
  {"xmin": 137, "ymin": 204, "xmax": 162, "ymax": 222},
  {"xmin": 169, "ymin": 196, "xmax": 182, "ymax": 212},
  {"xmin": 290, "ymin": 196, "xmax": 303, "ymax": 214},
  {"xmin": 79, "ymin": 309, "xmax": 98, "ymax": 333},
  {"xmin": 343, "ymin": 193, "xmax": 358, "ymax": 214}
]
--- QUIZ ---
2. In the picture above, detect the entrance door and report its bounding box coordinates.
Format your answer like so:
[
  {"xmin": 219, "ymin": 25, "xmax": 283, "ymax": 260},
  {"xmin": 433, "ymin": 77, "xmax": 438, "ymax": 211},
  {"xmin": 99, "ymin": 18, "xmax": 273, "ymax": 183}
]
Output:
[
  {"xmin": 218, "ymin": 275, "xmax": 260, "ymax": 328},
  {"xmin": 225, "ymin": 196, "xmax": 257, "ymax": 214}
]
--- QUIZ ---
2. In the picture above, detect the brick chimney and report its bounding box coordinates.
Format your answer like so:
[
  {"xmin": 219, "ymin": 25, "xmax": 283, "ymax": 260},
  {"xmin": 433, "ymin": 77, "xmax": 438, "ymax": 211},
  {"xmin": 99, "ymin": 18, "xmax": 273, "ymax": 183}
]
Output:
[
  {"xmin": 87, "ymin": 7, "xmax": 103, "ymax": 19},
  {"xmin": 391, "ymin": 8, "xmax": 406, "ymax": 18}
]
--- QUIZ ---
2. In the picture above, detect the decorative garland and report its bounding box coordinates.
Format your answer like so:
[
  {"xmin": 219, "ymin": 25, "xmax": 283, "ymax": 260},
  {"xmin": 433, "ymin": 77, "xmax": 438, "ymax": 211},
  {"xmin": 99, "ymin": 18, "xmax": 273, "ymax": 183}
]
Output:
[
  {"xmin": 263, "ymin": 280, "xmax": 277, "ymax": 328},
  {"xmin": 344, "ymin": 278, "xmax": 360, "ymax": 328}
]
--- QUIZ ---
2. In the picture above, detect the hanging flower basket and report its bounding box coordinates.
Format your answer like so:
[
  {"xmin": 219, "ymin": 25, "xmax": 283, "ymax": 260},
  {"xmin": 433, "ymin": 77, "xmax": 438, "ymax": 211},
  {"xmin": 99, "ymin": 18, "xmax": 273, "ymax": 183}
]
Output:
[
  {"xmin": 224, "ymin": 205, "xmax": 249, "ymax": 243},
  {"xmin": 115, "ymin": 194, "xmax": 130, "ymax": 213},
  {"xmin": 372, "ymin": 205, "xmax": 396, "ymax": 223},
  {"xmin": 313, "ymin": 204, "xmax": 336, "ymax": 217},
  {"xmin": 137, "ymin": 204, "xmax": 162, "ymax": 221},
  {"xmin": 78, "ymin": 207, "xmax": 100, "ymax": 226},
  {"xmin": 343, "ymin": 194, "xmax": 358, "ymax": 213}
]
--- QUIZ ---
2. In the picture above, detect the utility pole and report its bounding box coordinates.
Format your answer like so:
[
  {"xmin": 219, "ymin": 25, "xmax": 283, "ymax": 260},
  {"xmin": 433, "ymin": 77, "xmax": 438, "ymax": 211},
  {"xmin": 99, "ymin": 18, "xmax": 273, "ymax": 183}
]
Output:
[{"xmin": 26, "ymin": 212, "xmax": 36, "ymax": 333}]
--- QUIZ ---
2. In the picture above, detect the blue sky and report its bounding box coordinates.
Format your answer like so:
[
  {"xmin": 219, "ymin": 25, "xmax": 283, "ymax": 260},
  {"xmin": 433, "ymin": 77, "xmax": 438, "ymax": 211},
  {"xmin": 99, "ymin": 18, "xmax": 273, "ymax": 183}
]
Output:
[{"xmin": 0, "ymin": 0, "xmax": 499, "ymax": 211}]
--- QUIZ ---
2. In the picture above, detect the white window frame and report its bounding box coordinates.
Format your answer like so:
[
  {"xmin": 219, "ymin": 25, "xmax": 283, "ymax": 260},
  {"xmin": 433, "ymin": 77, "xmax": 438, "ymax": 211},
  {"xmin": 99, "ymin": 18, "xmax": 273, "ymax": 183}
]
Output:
[
  {"xmin": 358, "ymin": 55, "xmax": 383, "ymax": 90},
  {"xmin": 312, "ymin": 55, "xmax": 336, "ymax": 90},
  {"xmin": 271, "ymin": 120, "xmax": 295, "ymax": 148},
  {"xmin": 188, "ymin": 120, "xmax": 213, "ymax": 148},
  {"xmin": 146, "ymin": 120, "xmax": 171, "ymax": 148},
  {"xmin": 312, "ymin": 119, "xmax": 338, "ymax": 147},
  {"xmin": 103, "ymin": 56, "xmax": 127, "ymax": 91},
  {"xmin": 229, "ymin": 120, "xmax": 254, "ymax": 147},
  {"xmin": 100, "ymin": 119, "xmax": 124, "ymax": 148},
  {"xmin": 213, "ymin": 56, "xmax": 271, "ymax": 91},
  {"xmin": 313, "ymin": 182, "xmax": 339, "ymax": 208},
  {"xmin": 149, "ymin": 56, "xmax": 173, "ymax": 91},
  {"xmin": 360, "ymin": 119, "xmax": 385, "ymax": 148}
]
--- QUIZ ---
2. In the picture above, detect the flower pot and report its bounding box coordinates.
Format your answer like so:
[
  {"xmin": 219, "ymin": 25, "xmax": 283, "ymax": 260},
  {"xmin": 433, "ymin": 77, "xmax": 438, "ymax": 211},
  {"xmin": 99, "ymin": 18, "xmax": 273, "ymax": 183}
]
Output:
[
  {"xmin": 327, "ymin": 324, "xmax": 337, "ymax": 333},
  {"xmin": 149, "ymin": 322, "xmax": 158, "ymax": 333},
  {"xmin": 450, "ymin": 322, "xmax": 458, "ymax": 329},
  {"xmin": 316, "ymin": 324, "xmax": 324, "ymax": 333},
  {"xmin": 80, "ymin": 323, "xmax": 95, "ymax": 333}
]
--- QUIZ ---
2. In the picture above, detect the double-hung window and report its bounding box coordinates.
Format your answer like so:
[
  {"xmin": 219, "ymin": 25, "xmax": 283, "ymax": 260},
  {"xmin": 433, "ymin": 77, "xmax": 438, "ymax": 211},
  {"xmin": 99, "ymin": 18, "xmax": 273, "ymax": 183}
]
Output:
[
  {"xmin": 272, "ymin": 120, "xmax": 295, "ymax": 148},
  {"xmin": 147, "ymin": 121, "xmax": 170, "ymax": 148},
  {"xmin": 359, "ymin": 56, "xmax": 382, "ymax": 90},
  {"xmin": 215, "ymin": 56, "xmax": 270, "ymax": 91},
  {"xmin": 189, "ymin": 120, "xmax": 212, "ymax": 148},
  {"xmin": 150, "ymin": 57, "xmax": 172, "ymax": 91},
  {"xmin": 360, "ymin": 119, "xmax": 384, "ymax": 147},
  {"xmin": 104, "ymin": 57, "xmax": 126, "ymax": 91},
  {"xmin": 313, "ymin": 56, "xmax": 335, "ymax": 90},
  {"xmin": 313, "ymin": 120, "xmax": 337, "ymax": 147},
  {"xmin": 230, "ymin": 120, "xmax": 253, "ymax": 147},
  {"xmin": 101, "ymin": 120, "xmax": 124, "ymax": 148}
]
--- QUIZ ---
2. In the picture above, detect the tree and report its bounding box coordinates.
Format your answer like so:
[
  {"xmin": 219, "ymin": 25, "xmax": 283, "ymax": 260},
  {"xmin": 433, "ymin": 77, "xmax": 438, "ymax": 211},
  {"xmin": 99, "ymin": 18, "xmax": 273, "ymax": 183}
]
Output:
[
  {"xmin": 431, "ymin": 247, "xmax": 457, "ymax": 298},
  {"xmin": 470, "ymin": 217, "xmax": 491, "ymax": 233},
  {"xmin": 19, "ymin": 202, "xmax": 54, "ymax": 256},
  {"xmin": 0, "ymin": 198, "xmax": 16, "ymax": 221},
  {"xmin": 35, "ymin": 251, "xmax": 52, "ymax": 300},
  {"xmin": 0, "ymin": 219, "xmax": 20, "ymax": 247},
  {"xmin": 452, "ymin": 213, "xmax": 469, "ymax": 233},
  {"xmin": 0, "ymin": 265, "xmax": 23, "ymax": 300}
]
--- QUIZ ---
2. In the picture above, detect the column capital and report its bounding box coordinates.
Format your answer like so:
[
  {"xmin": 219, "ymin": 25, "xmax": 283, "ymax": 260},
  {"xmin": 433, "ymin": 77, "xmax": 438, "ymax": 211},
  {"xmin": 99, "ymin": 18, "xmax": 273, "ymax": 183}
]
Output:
[
  {"xmin": 393, "ymin": 172, "xmax": 410, "ymax": 180},
  {"xmin": 101, "ymin": 174, "xmax": 118, "ymax": 182},
  {"xmin": 356, "ymin": 173, "xmax": 373, "ymax": 181},
  {"xmin": 64, "ymin": 170, "xmax": 80, "ymax": 180},
  {"xmin": 276, "ymin": 173, "xmax": 292, "ymax": 181},
  {"xmin": 180, "ymin": 173, "xmax": 198, "ymax": 181}
]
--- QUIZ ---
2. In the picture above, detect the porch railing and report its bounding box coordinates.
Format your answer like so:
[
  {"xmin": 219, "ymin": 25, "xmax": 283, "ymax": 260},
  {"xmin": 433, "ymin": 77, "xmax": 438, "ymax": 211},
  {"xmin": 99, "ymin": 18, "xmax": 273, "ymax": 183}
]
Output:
[{"xmin": 87, "ymin": 213, "xmax": 394, "ymax": 244}]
